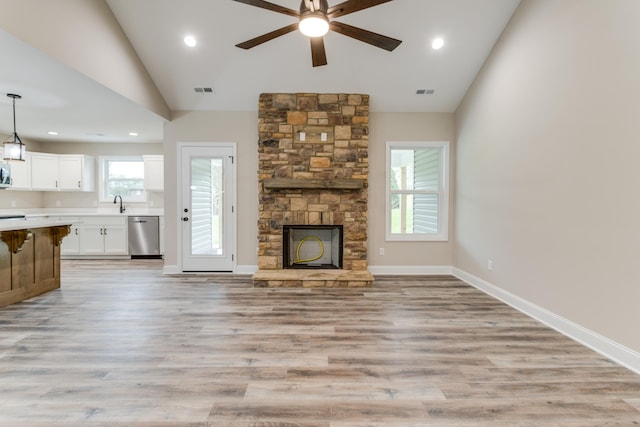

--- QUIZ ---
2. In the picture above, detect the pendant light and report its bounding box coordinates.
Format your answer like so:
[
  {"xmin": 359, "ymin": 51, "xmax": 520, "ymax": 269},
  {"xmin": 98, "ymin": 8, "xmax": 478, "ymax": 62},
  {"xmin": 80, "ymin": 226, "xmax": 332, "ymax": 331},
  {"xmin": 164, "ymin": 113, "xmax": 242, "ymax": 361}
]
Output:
[{"xmin": 3, "ymin": 93, "xmax": 26, "ymax": 161}]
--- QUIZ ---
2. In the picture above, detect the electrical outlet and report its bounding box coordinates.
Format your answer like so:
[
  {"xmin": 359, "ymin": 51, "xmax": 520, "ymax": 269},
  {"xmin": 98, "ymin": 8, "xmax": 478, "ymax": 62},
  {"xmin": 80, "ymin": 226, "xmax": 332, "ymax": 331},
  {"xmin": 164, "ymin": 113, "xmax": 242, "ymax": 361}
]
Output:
[
  {"xmin": 321, "ymin": 132, "xmax": 327, "ymax": 141},
  {"xmin": 10, "ymin": 200, "xmax": 16, "ymax": 208},
  {"xmin": 55, "ymin": 200, "xmax": 61, "ymax": 207},
  {"xmin": 488, "ymin": 259, "xmax": 493, "ymax": 271},
  {"xmin": 379, "ymin": 248, "xmax": 385, "ymax": 256},
  {"xmin": 300, "ymin": 132, "xmax": 306, "ymax": 141}
]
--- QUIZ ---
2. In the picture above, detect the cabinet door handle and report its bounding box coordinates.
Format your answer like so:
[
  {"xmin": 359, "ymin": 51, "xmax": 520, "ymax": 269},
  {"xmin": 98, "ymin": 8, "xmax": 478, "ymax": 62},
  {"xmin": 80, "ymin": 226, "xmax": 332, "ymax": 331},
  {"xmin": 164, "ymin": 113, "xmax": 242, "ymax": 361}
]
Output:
[
  {"xmin": 104, "ymin": 228, "xmax": 107, "ymax": 235},
  {"xmin": 56, "ymin": 180, "xmax": 59, "ymax": 188},
  {"xmin": 75, "ymin": 228, "xmax": 78, "ymax": 235},
  {"xmin": 100, "ymin": 228, "xmax": 103, "ymax": 235},
  {"xmin": 77, "ymin": 180, "xmax": 81, "ymax": 188}
]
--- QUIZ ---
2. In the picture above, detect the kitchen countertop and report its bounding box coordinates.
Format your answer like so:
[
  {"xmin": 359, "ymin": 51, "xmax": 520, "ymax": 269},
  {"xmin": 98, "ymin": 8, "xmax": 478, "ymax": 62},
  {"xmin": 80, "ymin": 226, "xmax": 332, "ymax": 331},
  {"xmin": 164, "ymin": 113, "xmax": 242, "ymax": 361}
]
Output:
[
  {"xmin": 0, "ymin": 208, "xmax": 164, "ymax": 218},
  {"xmin": 0, "ymin": 217, "xmax": 75, "ymax": 232}
]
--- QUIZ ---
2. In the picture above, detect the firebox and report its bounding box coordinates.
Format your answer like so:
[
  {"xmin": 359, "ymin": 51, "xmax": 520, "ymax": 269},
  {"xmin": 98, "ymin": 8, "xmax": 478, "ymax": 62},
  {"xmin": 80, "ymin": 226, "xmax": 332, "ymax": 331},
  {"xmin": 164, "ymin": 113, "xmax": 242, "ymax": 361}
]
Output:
[{"xmin": 283, "ymin": 225, "xmax": 343, "ymax": 269}]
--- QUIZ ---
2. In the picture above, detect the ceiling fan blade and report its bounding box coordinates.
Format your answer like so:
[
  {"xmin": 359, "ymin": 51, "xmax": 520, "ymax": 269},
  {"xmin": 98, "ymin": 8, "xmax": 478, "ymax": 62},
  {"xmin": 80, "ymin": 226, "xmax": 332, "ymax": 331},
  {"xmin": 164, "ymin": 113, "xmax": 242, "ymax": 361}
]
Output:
[
  {"xmin": 329, "ymin": 21, "xmax": 402, "ymax": 51},
  {"xmin": 232, "ymin": 0, "xmax": 299, "ymax": 18},
  {"xmin": 327, "ymin": 0, "xmax": 393, "ymax": 18},
  {"xmin": 236, "ymin": 23, "xmax": 300, "ymax": 49},
  {"xmin": 310, "ymin": 37, "xmax": 328, "ymax": 67}
]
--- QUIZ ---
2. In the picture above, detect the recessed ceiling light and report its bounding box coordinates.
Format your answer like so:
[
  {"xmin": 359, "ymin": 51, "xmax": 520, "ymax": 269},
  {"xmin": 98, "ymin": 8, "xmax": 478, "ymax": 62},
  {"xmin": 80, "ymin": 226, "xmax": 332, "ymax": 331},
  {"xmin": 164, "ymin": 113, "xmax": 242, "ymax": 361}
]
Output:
[
  {"xmin": 47, "ymin": 131, "xmax": 58, "ymax": 136},
  {"xmin": 184, "ymin": 35, "xmax": 197, "ymax": 47},
  {"xmin": 129, "ymin": 132, "xmax": 139, "ymax": 136},
  {"xmin": 432, "ymin": 38, "xmax": 445, "ymax": 50}
]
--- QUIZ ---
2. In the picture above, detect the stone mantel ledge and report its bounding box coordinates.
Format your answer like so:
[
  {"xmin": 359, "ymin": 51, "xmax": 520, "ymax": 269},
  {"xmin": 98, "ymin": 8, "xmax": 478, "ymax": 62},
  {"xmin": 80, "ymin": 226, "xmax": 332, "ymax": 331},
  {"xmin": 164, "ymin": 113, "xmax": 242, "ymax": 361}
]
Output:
[{"xmin": 262, "ymin": 178, "xmax": 365, "ymax": 190}]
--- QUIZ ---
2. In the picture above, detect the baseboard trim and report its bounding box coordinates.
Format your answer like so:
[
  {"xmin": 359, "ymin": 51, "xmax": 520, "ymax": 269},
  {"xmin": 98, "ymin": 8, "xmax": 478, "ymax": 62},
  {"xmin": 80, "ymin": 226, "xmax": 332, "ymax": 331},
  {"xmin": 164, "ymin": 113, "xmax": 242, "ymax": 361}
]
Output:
[
  {"xmin": 453, "ymin": 267, "xmax": 640, "ymax": 375},
  {"xmin": 162, "ymin": 265, "xmax": 179, "ymax": 275},
  {"xmin": 163, "ymin": 264, "xmax": 257, "ymax": 275},
  {"xmin": 237, "ymin": 265, "xmax": 258, "ymax": 275},
  {"xmin": 368, "ymin": 265, "xmax": 453, "ymax": 276}
]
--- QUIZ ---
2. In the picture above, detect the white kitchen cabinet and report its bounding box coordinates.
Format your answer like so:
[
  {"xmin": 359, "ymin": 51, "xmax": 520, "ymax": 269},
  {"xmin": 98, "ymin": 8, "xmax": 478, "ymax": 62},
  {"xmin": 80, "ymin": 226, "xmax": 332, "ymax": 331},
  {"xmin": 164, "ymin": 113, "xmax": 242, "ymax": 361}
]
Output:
[
  {"xmin": 58, "ymin": 155, "xmax": 95, "ymax": 191},
  {"xmin": 29, "ymin": 152, "xmax": 95, "ymax": 191},
  {"xmin": 60, "ymin": 219, "xmax": 81, "ymax": 256},
  {"xmin": 79, "ymin": 216, "xmax": 128, "ymax": 255},
  {"xmin": 30, "ymin": 153, "xmax": 58, "ymax": 190},
  {"xmin": 8, "ymin": 152, "xmax": 31, "ymax": 190},
  {"xmin": 143, "ymin": 155, "xmax": 164, "ymax": 191}
]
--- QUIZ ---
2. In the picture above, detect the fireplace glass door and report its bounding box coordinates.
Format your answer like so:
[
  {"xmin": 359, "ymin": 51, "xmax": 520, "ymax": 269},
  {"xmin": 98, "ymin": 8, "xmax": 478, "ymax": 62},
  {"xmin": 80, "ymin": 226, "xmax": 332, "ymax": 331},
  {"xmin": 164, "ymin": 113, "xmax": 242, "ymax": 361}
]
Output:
[{"xmin": 283, "ymin": 225, "xmax": 343, "ymax": 269}]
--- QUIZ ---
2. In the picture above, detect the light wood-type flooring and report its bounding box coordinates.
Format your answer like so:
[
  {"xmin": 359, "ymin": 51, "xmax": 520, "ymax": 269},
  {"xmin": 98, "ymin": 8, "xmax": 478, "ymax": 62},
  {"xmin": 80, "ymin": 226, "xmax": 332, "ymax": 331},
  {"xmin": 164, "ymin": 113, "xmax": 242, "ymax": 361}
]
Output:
[{"xmin": 1, "ymin": 260, "xmax": 640, "ymax": 426}]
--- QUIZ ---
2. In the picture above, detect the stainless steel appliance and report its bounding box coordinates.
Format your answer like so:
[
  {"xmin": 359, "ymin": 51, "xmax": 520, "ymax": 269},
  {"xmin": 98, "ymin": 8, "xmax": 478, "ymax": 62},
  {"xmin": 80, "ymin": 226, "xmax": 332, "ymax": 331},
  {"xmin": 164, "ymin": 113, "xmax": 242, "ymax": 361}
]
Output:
[
  {"xmin": 0, "ymin": 162, "xmax": 11, "ymax": 189},
  {"xmin": 128, "ymin": 216, "xmax": 161, "ymax": 258}
]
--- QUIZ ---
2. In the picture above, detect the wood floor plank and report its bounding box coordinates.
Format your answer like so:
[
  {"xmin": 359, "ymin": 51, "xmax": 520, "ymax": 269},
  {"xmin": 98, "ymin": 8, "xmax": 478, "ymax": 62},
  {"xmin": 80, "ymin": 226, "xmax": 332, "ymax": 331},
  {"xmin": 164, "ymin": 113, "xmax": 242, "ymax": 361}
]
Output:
[{"xmin": 0, "ymin": 260, "xmax": 638, "ymax": 425}]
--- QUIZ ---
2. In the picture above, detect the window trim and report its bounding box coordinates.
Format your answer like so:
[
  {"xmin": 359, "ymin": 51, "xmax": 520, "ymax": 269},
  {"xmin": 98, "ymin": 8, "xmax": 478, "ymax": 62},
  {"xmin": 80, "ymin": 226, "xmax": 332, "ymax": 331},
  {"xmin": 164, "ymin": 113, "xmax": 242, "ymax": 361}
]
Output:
[
  {"xmin": 385, "ymin": 141, "xmax": 449, "ymax": 242},
  {"xmin": 99, "ymin": 155, "xmax": 147, "ymax": 203}
]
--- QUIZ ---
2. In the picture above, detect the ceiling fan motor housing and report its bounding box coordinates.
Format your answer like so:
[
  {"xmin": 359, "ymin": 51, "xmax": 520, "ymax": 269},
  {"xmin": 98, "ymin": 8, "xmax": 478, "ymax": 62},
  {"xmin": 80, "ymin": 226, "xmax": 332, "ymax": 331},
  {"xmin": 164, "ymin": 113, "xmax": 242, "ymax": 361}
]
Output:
[{"xmin": 300, "ymin": 0, "xmax": 329, "ymax": 15}]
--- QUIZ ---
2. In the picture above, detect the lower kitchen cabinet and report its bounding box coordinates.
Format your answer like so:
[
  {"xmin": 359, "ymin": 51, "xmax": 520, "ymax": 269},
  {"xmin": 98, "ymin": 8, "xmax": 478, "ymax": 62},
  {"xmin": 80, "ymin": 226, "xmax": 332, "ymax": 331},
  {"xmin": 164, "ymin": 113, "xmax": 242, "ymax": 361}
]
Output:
[
  {"xmin": 80, "ymin": 217, "xmax": 128, "ymax": 255},
  {"xmin": 60, "ymin": 216, "xmax": 128, "ymax": 257},
  {"xmin": 60, "ymin": 220, "xmax": 81, "ymax": 256}
]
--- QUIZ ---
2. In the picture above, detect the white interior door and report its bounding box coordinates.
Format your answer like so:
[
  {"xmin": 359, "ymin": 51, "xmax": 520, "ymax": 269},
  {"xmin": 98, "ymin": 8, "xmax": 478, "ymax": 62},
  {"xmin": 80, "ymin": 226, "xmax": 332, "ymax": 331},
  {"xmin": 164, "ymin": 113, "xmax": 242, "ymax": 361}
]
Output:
[{"xmin": 180, "ymin": 144, "xmax": 236, "ymax": 272}]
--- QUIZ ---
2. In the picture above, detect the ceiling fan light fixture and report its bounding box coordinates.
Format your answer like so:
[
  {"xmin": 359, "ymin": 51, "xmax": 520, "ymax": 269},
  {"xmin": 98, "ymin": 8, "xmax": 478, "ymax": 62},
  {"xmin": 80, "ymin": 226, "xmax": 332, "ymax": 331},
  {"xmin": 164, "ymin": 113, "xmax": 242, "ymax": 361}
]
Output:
[
  {"xmin": 3, "ymin": 94, "xmax": 26, "ymax": 162},
  {"xmin": 299, "ymin": 12, "xmax": 329, "ymax": 37},
  {"xmin": 184, "ymin": 35, "xmax": 197, "ymax": 47}
]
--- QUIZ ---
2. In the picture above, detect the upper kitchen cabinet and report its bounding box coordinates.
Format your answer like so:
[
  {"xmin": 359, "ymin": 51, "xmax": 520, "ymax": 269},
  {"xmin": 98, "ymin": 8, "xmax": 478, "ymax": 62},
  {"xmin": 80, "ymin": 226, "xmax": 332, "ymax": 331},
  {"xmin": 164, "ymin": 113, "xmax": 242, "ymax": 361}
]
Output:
[
  {"xmin": 30, "ymin": 153, "xmax": 58, "ymax": 190},
  {"xmin": 8, "ymin": 152, "xmax": 31, "ymax": 190},
  {"xmin": 58, "ymin": 155, "xmax": 95, "ymax": 191},
  {"xmin": 143, "ymin": 155, "xmax": 164, "ymax": 191},
  {"xmin": 30, "ymin": 152, "xmax": 95, "ymax": 191}
]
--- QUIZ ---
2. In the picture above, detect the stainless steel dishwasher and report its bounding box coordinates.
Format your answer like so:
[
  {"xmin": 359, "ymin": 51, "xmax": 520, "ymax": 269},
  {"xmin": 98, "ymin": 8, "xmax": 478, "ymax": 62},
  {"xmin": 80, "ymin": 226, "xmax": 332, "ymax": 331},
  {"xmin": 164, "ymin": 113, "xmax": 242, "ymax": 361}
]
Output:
[{"xmin": 128, "ymin": 216, "xmax": 161, "ymax": 258}]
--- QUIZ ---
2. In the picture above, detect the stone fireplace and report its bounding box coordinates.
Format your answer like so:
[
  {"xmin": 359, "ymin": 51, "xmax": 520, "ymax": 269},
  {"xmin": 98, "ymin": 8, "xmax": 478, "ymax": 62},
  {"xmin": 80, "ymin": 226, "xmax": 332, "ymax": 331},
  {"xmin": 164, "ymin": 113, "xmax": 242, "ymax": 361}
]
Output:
[{"xmin": 252, "ymin": 93, "xmax": 374, "ymax": 287}]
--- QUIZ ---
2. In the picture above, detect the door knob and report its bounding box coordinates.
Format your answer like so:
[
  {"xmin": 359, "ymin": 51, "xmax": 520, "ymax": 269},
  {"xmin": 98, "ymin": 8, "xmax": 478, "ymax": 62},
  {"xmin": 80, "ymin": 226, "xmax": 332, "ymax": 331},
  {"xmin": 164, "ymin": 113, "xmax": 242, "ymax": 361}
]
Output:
[{"xmin": 182, "ymin": 217, "xmax": 189, "ymax": 222}]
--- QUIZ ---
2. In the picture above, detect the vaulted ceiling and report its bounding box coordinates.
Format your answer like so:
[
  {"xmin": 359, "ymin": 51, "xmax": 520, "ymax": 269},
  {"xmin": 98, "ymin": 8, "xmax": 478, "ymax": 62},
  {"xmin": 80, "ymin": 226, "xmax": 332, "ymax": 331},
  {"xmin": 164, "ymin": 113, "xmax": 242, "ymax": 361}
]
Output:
[{"xmin": 0, "ymin": 0, "xmax": 520, "ymax": 143}]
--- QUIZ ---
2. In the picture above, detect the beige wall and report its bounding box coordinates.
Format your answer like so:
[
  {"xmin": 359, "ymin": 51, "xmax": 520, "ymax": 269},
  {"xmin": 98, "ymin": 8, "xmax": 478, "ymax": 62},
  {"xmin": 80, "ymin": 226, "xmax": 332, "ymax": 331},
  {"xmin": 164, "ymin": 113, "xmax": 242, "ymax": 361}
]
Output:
[
  {"xmin": 163, "ymin": 111, "xmax": 259, "ymax": 269},
  {"xmin": 163, "ymin": 109, "xmax": 456, "ymax": 270},
  {"xmin": 368, "ymin": 112, "xmax": 456, "ymax": 268},
  {"xmin": 455, "ymin": 0, "xmax": 640, "ymax": 351}
]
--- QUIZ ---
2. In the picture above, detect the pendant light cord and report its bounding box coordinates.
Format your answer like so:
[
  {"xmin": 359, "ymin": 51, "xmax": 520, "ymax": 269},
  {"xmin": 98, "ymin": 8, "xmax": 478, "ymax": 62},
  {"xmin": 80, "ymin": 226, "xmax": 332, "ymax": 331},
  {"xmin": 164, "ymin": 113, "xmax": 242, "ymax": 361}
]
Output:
[{"xmin": 12, "ymin": 96, "xmax": 16, "ymax": 134}]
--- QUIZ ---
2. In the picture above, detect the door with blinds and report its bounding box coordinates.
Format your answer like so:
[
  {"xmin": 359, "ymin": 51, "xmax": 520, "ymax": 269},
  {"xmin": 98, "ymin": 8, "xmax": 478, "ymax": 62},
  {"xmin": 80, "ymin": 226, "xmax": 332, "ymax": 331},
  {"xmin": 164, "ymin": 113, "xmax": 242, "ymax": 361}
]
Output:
[{"xmin": 180, "ymin": 144, "xmax": 236, "ymax": 272}]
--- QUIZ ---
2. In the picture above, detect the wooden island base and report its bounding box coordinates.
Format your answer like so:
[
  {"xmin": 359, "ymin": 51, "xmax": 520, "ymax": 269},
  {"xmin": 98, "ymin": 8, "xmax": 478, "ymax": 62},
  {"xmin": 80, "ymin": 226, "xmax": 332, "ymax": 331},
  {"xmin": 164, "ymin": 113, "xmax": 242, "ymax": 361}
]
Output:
[{"xmin": 0, "ymin": 225, "xmax": 70, "ymax": 309}]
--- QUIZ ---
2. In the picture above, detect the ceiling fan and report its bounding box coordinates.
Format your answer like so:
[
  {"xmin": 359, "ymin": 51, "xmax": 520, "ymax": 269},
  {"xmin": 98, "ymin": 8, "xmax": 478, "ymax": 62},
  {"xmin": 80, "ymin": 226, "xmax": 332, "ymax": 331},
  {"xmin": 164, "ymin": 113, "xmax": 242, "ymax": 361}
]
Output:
[{"xmin": 232, "ymin": 0, "xmax": 402, "ymax": 67}]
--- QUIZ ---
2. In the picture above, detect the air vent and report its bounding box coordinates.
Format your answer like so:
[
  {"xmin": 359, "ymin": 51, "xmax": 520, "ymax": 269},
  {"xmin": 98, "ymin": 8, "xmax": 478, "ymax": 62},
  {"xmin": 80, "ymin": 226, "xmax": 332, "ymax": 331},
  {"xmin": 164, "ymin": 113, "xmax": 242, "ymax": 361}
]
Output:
[
  {"xmin": 194, "ymin": 87, "xmax": 214, "ymax": 93},
  {"xmin": 416, "ymin": 89, "xmax": 435, "ymax": 95}
]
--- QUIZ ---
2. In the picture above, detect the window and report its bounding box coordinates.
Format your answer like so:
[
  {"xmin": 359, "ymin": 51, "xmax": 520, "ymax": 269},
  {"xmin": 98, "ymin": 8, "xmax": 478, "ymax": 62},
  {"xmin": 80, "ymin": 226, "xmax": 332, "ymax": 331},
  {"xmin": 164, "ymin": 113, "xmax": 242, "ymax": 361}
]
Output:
[
  {"xmin": 386, "ymin": 141, "xmax": 449, "ymax": 241},
  {"xmin": 99, "ymin": 156, "xmax": 146, "ymax": 202}
]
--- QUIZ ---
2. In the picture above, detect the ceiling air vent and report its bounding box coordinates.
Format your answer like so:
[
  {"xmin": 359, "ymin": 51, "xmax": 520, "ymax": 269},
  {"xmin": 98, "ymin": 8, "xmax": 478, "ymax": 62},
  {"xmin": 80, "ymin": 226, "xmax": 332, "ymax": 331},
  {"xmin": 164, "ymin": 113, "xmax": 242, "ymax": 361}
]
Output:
[
  {"xmin": 416, "ymin": 89, "xmax": 435, "ymax": 95},
  {"xmin": 194, "ymin": 87, "xmax": 214, "ymax": 93}
]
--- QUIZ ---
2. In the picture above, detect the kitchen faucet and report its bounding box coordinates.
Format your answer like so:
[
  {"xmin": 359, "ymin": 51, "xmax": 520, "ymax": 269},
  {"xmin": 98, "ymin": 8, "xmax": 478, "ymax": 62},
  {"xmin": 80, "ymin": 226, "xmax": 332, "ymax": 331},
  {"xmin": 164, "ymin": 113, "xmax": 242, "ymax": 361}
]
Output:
[{"xmin": 113, "ymin": 195, "xmax": 125, "ymax": 213}]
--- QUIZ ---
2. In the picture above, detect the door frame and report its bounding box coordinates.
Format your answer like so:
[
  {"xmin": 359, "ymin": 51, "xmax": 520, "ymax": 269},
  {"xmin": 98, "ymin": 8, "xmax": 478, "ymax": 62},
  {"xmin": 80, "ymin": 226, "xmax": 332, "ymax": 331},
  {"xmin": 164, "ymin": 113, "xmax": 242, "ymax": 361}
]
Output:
[{"xmin": 176, "ymin": 142, "xmax": 237, "ymax": 273}]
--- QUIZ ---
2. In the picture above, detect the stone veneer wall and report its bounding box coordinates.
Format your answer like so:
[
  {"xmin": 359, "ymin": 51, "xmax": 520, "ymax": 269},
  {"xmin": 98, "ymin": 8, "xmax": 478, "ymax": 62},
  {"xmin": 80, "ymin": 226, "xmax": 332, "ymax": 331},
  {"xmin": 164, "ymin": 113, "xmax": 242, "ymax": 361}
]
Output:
[{"xmin": 257, "ymin": 93, "xmax": 369, "ymax": 272}]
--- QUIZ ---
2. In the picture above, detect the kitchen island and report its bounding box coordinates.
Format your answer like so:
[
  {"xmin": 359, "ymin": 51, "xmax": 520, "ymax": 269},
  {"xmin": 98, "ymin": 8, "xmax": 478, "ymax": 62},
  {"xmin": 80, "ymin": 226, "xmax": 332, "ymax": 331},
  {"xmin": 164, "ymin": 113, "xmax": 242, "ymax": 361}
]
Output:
[{"xmin": 0, "ymin": 218, "xmax": 72, "ymax": 308}]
